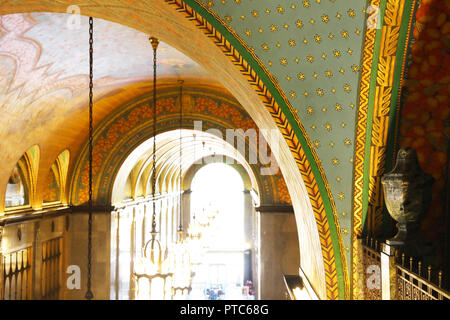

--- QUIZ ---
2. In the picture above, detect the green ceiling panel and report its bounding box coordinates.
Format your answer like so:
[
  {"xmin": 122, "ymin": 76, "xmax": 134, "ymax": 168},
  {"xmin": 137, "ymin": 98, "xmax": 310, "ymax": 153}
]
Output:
[{"xmin": 194, "ymin": 0, "xmax": 369, "ymax": 274}]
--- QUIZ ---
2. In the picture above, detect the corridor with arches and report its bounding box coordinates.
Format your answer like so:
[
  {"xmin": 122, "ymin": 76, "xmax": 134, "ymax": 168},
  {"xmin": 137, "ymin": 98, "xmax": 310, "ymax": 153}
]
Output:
[{"xmin": 1, "ymin": 0, "xmax": 448, "ymax": 302}]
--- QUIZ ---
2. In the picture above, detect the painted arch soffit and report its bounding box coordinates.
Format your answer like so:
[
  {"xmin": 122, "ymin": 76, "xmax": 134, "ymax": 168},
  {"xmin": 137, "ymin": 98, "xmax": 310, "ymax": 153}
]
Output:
[
  {"xmin": 171, "ymin": 0, "xmax": 349, "ymax": 299},
  {"xmin": 70, "ymin": 87, "xmax": 289, "ymax": 208},
  {"xmin": 191, "ymin": 0, "xmax": 368, "ymax": 264},
  {"xmin": 0, "ymin": 1, "xmax": 349, "ymax": 299}
]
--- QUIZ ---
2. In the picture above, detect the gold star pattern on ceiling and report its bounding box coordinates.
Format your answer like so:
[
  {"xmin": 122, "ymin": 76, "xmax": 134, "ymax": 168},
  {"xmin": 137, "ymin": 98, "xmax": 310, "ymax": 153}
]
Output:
[
  {"xmin": 344, "ymin": 138, "xmax": 351, "ymax": 146},
  {"xmin": 198, "ymin": 0, "xmax": 367, "ymax": 263}
]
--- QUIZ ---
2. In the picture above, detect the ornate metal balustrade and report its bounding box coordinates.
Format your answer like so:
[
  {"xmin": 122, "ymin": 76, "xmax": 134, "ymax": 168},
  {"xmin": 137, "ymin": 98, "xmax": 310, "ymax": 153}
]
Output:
[
  {"xmin": 2, "ymin": 247, "xmax": 33, "ymax": 300},
  {"xmin": 41, "ymin": 237, "xmax": 62, "ymax": 300},
  {"xmin": 395, "ymin": 252, "xmax": 450, "ymax": 300},
  {"xmin": 362, "ymin": 237, "xmax": 382, "ymax": 300}
]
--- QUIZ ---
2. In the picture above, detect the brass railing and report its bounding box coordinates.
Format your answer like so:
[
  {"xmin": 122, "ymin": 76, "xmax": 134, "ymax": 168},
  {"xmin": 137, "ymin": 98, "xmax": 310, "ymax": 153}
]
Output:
[
  {"xmin": 395, "ymin": 252, "xmax": 450, "ymax": 300},
  {"xmin": 41, "ymin": 237, "xmax": 62, "ymax": 300},
  {"xmin": 362, "ymin": 237, "xmax": 382, "ymax": 300},
  {"xmin": 2, "ymin": 247, "xmax": 33, "ymax": 300}
]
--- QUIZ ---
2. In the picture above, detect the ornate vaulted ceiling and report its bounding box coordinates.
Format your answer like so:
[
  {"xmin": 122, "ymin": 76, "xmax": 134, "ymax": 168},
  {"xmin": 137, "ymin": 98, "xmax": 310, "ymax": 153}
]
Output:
[
  {"xmin": 196, "ymin": 0, "xmax": 368, "ymax": 276},
  {"xmin": 0, "ymin": 0, "xmax": 422, "ymax": 300},
  {"xmin": 0, "ymin": 12, "xmax": 211, "ymax": 113},
  {"xmin": 0, "ymin": 11, "xmax": 217, "ymax": 206}
]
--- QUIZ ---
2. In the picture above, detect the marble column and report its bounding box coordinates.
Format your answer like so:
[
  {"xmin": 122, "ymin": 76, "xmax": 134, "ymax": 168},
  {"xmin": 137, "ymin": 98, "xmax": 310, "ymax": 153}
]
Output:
[
  {"xmin": 65, "ymin": 211, "xmax": 111, "ymax": 300},
  {"xmin": 243, "ymin": 190, "xmax": 257, "ymax": 295},
  {"xmin": 182, "ymin": 190, "xmax": 191, "ymax": 239},
  {"xmin": 257, "ymin": 205, "xmax": 300, "ymax": 300}
]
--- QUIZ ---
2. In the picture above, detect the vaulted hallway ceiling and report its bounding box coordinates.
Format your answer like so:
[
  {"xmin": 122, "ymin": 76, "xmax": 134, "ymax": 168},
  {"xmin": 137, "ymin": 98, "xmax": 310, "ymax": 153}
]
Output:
[
  {"xmin": 0, "ymin": 12, "xmax": 215, "ymax": 160},
  {"xmin": 0, "ymin": 0, "xmax": 431, "ymax": 300},
  {"xmin": 0, "ymin": 11, "xmax": 222, "ymax": 207}
]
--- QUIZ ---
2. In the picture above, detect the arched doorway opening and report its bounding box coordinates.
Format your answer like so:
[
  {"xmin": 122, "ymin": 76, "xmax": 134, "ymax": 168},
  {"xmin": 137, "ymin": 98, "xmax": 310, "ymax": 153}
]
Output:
[
  {"xmin": 189, "ymin": 163, "xmax": 250, "ymax": 300},
  {"xmin": 0, "ymin": 5, "xmax": 335, "ymax": 299},
  {"xmin": 109, "ymin": 129, "xmax": 262, "ymax": 300}
]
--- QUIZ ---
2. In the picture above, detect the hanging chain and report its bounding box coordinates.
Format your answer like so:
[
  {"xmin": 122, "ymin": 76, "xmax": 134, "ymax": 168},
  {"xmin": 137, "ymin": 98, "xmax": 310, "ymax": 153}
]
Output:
[
  {"xmin": 192, "ymin": 133, "xmax": 196, "ymax": 221},
  {"xmin": 150, "ymin": 37, "xmax": 159, "ymax": 235},
  {"xmin": 85, "ymin": 16, "xmax": 94, "ymax": 300},
  {"xmin": 178, "ymin": 80, "xmax": 184, "ymax": 234}
]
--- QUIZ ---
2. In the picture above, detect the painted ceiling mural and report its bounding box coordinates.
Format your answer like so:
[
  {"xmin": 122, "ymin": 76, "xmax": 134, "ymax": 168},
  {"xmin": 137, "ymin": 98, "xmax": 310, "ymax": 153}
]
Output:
[
  {"xmin": 0, "ymin": 10, "xmax": 214, "ymax": 207},
  {"xmin": 0, "ymin": 3, "xmax": 349, "ymax": 299},
  {"xmin": 70, "ymin": 86, "xmax": 291, "ymax": 206},
  {"xmin": 195, "ymin": 0, "xmax": 368, "ymax": 276},
  {"xmin": 0, "ymin": 12, "xmax": 210, "ymax": 97},
  {"xmin": 0, "ymin": 12, "xmax": 212, "ymax": 140},
  {"xmin": 0, "ymin": 0, "xmax": 423, "ymax": 299}
]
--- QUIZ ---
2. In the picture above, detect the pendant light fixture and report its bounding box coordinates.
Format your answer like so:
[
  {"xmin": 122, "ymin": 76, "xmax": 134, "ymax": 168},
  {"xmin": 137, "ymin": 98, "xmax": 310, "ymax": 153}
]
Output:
[
  {"xmin": 187, "ymin": 134, "xmax": 204, "ymax": 268},
  {"xmin": 177, "ymin": 79, "xmax": 184, "ymax": 240},
  {"xmin": 170, "ymin": 80, "xmax": 192, "ymax": 299},
  {"xmin": 188, "ymin": 133, "xmax": 201, "ymax": 242},
  {"xmin": 134, "ymin": 37, "xmax": 172, "ymax": 300}
]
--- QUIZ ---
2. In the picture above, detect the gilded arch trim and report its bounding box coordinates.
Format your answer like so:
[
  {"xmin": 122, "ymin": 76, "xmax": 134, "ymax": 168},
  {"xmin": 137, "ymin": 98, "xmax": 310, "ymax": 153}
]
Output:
[
  {"xmin": 166, "ymin": 0, "xmax": 346, "ymax": 299},
  {"xmin": 70, "ymin": 87, "xmax": 284, "ymax": 207},
  {"xmin": 0, "ymin": 0, "xmax": 347, "ymax": 298},
  {"xmin": 352, "ymin": 0, "xmax": 416, "ymax": 299}
]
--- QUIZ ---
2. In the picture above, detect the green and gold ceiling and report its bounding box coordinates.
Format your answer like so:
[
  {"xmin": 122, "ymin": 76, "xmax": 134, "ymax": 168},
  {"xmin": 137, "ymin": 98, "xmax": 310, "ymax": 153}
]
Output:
[
  {"xmin": 195, "ymin": 0, "xmax": 368, "ymax": 270},
  {"xmin": 0, "ymin": 0, "xmax": 421, "ymax": 299}
]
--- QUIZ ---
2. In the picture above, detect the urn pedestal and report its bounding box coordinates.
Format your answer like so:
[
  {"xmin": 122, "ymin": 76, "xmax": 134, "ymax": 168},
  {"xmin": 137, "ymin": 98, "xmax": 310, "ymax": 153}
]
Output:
[{"xmin": 381, "ymin": 148, "xmax": 434, "ymax": 247}]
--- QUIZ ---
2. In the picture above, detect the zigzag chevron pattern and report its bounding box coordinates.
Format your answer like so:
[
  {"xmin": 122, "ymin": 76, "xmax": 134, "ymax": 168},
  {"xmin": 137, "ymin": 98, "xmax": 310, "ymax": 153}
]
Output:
[
  {"xmin": 165, "ymin": 0, "xmax": 340, "ymax": 299},
  {"xmin": 352, "ymin": 0, "xmax": 380, "ymax": 300},
  {"xmin": 352, "ymin": 0, "xmax": 409, "ymax": 299},
  {"xmin": 367, "ymin": 0, "xmax": 405, "ymax": 236}
]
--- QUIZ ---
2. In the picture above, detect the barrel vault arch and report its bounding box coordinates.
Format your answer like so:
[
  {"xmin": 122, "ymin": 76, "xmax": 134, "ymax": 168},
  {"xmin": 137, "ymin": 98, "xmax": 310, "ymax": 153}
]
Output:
[{"xmin": 1, "ymin": 1, "xmax": 348, "ymax": 299}]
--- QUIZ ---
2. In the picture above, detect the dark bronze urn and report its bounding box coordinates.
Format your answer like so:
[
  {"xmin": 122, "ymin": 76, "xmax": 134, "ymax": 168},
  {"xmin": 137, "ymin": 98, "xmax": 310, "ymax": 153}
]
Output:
[{"xmin": 381, "ymin": 148, "xmax": 434, "ymax": 246}]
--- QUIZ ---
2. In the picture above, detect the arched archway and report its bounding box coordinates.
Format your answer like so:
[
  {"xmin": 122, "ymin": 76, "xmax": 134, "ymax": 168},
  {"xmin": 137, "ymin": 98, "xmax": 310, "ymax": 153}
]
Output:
[
  {"xmin": 188, "ymin": 162, "xmax": 248, "ymax": 299},
  {"xmin": 0, "ymin": 3, "xmax": 344, "ymax": 298}
]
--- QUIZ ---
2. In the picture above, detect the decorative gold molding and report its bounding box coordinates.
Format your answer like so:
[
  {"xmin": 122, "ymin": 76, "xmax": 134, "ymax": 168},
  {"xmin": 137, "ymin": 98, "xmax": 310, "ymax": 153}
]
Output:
[
  {"xmin": 166, "ymin": 0, "xmax": 345, "ymax": 299},
  {"xmin": 352, "ymin": 0, "xmax": 411, "ymax": 299}
]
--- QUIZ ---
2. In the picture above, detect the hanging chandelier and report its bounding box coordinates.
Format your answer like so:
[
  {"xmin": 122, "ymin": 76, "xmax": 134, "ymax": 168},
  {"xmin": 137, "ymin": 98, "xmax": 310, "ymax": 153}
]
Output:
[
  {"xmin": 169, "ymin": 80, "xmax": 192, "ymax": 299},
  {"xmin": 199, "ymin": 207, "xmax": 210, "ymax": 229},
  {"xmin": 133, "ymin": 37, "xmax": 173, "ymax": 300},
  {"xmin": 187, "ymin": 134, "xmax": 205, "ymax": 268}
]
